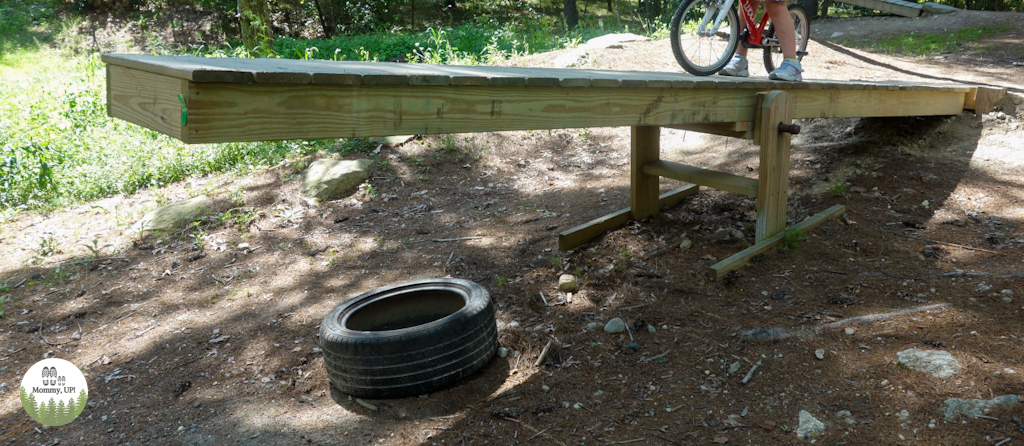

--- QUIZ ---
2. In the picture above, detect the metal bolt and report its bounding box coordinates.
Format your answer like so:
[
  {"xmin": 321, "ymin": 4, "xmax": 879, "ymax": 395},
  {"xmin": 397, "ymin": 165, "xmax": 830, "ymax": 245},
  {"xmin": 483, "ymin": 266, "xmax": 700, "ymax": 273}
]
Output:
[{"xmin": 777, "ymin": 123, "xmax": 801, "ymax": 134}]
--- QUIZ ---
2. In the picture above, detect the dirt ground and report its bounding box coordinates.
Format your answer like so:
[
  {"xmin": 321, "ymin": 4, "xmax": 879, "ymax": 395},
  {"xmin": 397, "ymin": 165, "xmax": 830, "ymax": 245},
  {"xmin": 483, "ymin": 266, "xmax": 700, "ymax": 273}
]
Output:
[{"xmin": 2, "ymin": 10, "xmax": 1024, "ymax": 446}]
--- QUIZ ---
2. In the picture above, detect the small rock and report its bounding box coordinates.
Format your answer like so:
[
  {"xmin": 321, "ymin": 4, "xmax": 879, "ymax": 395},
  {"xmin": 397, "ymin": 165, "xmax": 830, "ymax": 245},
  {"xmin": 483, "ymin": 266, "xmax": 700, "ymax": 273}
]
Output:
[
  {"xmin": 594, "ymin": 390, "xmax": 604, "ymax": 396},
  {"xmin": 193, "ymin": 402, "xmax": 201, "ymax": 408},
  {"xmin": 558, "ymin": 274, "xmax": 577, "ymax": 292},
  {"xmin": 977, "ymin": 283, "xmax": 992, "ymax": 292},
  {"xmin": 844, "ymin": 327, "xmax": 856, "ymax": 335},
  {"xmin": 70, "ymin": 331, "xmax": 81, "ymax": 340},
  {"xmin": 624, "ymin": 342, "xmax": 640, "ymax": 353},
  {"xmin": 1003, "ymin": 297, "xmax": 1014, "ymax": 303},
  {"xmin": 679, "ymin": 238, "xmax": 692, "ymax": 250},
  {"xmin": 921, "ymin": 200, "xmax": 930, "ymax": 208},
  {"xmin": 729, "ymin": 361, "xmax": 741, "ymax": 375},
  {"xmin": 814, "ymin": 349, "xmax": 825, "ymax": 360},
  {"xmin": 647, "ymin": 324, "xmax": 656, "ymax": 334},
  {"xmin": 585, "ymin": 322, "xmax": 600, "ymax": 331},
  {"xmin": 541, "ymin": 385, "xmax": 550, "ymax": 393},
  {"xmin": 880, "ymin": 379, "xmax": 890, "ymax": 387},
  {"xmin": 922, "ymin": 1, "xmax": 960, "ymax": 13},
  {"xmin": 941, "ymin": 395, "xmax": 1019, "ymax": 420},
  {"xmin": 237, "ymin": 243, "xmax": 250, "ymax": 250},
  {"xmin": 300, "ymin": 159, "xmax": 371, "ymax": 201},
  {"xmin": 604, "ymin": 318, "xmax": 625, "ymax": 334},
  {"xmin": 101, "ymin": 415, "xmax": 108, "ymax": 421},
  {"xmin": 797, "ymin": 410, "xmax": 826, "ymax": 440},
  {"xmin": 573, "ymin": 402, "xmax": 583, "ymax": 409},
  {"xmin": 497, "ymin": 347, "xmax": 508, "ymax": 358},
  {"xmin": 897, "ymin": 410, "xmax": 910, "ymax": 421},
  {"xmin": 897, "ymin": 348, "xmax": 962, "ymax": 378},
  {"xmin": 1001, "ymin": 289, "xmax": 1014, "ymax": 295},
  {"xmin": 132, "ymin": 196, "xmax": 210, "ymax": 233},
  {"xmin": 830, "ymin": 31, "xmax": 844, "ymax": 38}
]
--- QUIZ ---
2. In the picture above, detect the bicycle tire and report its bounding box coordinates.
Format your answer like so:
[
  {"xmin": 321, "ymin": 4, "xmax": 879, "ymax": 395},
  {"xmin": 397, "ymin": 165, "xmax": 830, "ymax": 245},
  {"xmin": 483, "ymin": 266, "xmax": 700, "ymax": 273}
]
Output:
[
  {"xmin": 670, "ymin": 0, "xmax": 740, "ymax": 76},
  {"xmin": 319, "ymin": 278, "xmax": 498, "ymax": 399},
  {"xmin": 763, "ymin": 3, "xmax": 810, "ymax": 73}
]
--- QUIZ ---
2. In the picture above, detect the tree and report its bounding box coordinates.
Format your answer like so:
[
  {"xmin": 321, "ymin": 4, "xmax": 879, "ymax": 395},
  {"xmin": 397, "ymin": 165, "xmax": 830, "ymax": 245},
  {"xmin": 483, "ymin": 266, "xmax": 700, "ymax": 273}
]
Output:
[
  {"xmin": 564, "ymin": 0, "xmax": 579, "ymax": 29},
  {"xmin": 55, "ymin": 399, "xmax": 66, "ymax": 424},
  {"xmin": 74, "ymin": 389, "xmax": 88, "ymax": 419},
  {"xmin": 20, "ymin": 387, "xmax": 38, "ymax": 421},
  {"xmin": 238, "ymin": 0, "xmax": 275, "ymax": 56},
  {"xmin": 65, "ymin": 397, "xmax": 78, "ymax": 423},
  {"xmin": 44, "ymin": 398, "xmax": 57, "ymax": 425}
]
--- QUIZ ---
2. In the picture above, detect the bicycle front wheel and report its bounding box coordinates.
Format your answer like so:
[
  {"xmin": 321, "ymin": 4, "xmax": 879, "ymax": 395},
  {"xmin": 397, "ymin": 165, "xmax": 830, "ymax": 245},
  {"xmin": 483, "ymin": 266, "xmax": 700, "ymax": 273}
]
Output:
[
  {"xmin": 764, "ymin": 3, "xmax": 810, "ymax": 73},
  {"xmin": 670, "ymin": 0, "xmax": 740, "ymax": 76}
]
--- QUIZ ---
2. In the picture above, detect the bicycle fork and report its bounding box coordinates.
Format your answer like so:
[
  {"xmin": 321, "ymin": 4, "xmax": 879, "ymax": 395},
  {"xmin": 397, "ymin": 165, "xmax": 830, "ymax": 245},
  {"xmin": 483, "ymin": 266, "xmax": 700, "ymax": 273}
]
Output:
[{"xmin": 697, "ymin": 0, "xmax": 736, "ymax": 38}]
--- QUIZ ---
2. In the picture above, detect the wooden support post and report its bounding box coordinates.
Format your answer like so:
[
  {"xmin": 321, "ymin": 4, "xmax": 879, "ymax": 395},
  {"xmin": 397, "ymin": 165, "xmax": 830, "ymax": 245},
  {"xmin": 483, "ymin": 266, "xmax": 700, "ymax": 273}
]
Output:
[
  {"xmin": 631, "ymin": 125, "xmax": 661, "ymax": 221},
  {"xmin": 963, "ymin": 86, "xmax": 1006, "ymax": 114},
  {"xmin": 708, "ymin": 205, "xmax": 846, "ymax": 280},
  {"xmin": 754, "ymin": 91, "xmax": 794, "ymax": 243},
  {"xmin": 559, "ymin": 184, "xmax": 699, "ymax": 251}
]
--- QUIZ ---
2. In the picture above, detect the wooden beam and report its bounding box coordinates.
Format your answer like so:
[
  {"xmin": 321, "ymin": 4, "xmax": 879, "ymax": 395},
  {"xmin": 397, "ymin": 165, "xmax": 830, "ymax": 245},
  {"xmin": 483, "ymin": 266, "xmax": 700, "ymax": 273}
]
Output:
[
  {"xmin": 708, "ymin": 205, "xmax": 846, "ymax": 279},
  {"xmin": 754, "ymin": 91, "xmax": 794, "ymax": 243},
  {"xmin": 643, "ymin": 160, "xmax": 758, "ymax": 197},
  {"xmin": 176, "ymin": 83, "xmax": 763, "ymax": 144},
  {"xmin": 559, "ymin": 184, "xmax": 699, "ymax": 251},
  {"xmin": 664, "ymin": 122, "xmax": 752, "ymax": 139},
  {"xmin": 790, "ymin": 89, "xmax": 965, "ymax": 120},
  {"xmin": 963, "ymin": 86, "xmax": 1006, "ymax": 114},
  {"xmin": 631, "ymin": 126, "xmax": 661, "ymax": 221},
  {"xmin": 106, "ymin": 65, "xmax": 187, "ymax": 141}
]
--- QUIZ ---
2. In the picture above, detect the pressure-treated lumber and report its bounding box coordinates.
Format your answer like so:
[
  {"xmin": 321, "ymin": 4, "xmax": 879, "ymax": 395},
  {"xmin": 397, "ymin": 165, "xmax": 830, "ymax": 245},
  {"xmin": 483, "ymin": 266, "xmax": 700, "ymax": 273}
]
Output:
[
  {"xmin": 106, "ymin": 65, "xmax": 188, "ymax": 140},
  {"xmin": 559, "ymin": 185, "xmax": 699, "ymax": 251},
  {"xmin": 102, "ymin": 55, "xmax": 978, "ymax": 144},
  {"xmin": 754, "ymin": 91, "xmax": 793, "ymax": 242},
  {"xmin": 642, "ymin": 160, "xmax": 758, "ymax": 197},
  {"xmin": 665, "ymin": 122, "xmax": 752, "ymax": 139},
  {"xmin": 631, "ymin": 126, "xmax": 662, "ymax": 221},
  {"xmin": 709, "ymin": 205, "xmax": 847, "ymax": 279},
  {"xmin": 963, "ymin": 86, "xmax": 1006, "ymax": 114}
]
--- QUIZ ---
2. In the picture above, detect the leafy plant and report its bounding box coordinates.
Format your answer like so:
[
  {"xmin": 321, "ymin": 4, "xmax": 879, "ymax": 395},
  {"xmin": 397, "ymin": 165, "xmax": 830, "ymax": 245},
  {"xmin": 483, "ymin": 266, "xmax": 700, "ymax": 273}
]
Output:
[
  {"xmin": 779, "ymin": 227, "xmax": 803, "ymax": 257},
  {"xmin": 828, "ymin": 182, "xmax": 846, "ymax": 196},
  {"xmin": 81, "ymin": 238, "xmax": 112, "ymax": 259}
]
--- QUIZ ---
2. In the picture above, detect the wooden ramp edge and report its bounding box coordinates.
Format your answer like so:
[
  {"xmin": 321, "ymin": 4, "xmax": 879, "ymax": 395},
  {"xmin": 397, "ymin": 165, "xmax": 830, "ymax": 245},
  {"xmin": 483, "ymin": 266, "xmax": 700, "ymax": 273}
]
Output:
[{"xmin": 837, "ymin": 0, "xmax": 922, "ymax": 17}]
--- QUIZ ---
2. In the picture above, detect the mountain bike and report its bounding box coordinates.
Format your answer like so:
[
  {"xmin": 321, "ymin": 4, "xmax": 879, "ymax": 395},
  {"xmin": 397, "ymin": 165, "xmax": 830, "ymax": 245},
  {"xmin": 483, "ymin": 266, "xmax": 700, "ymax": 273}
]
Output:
[{"xmin": 669, "ymin": 0, "xmax": 810, "ymax": 76}]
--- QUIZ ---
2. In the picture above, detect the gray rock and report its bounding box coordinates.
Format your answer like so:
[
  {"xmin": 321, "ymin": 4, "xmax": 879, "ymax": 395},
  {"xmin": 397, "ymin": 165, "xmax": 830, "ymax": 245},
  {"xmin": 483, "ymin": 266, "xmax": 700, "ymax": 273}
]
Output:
[
  {"xmin": 922, "ymin": 1, "xmax": 959, "ymax": 13},
  {"xmin": 585, "ymin": 322, "xmax": 600, "ymax": 331},
  {"xmin": 797, "ymin": 410, "xmax": 826, "ymax": 440},
  {"xmin": 941, "ymin": 395, "xmax": 1019, "ymax": 421},
  {"xmin": 369, "ymin": 135, "xmax": 415, "ymax": 146},
  {"xmin": 814, "ymin": 349, "xmax": 826, "ymax": 360},
  {"xmin": 897, "ymin": 348, "xmax": 962, "ymax": 378},
  {"xmin": 553, "ymin": 48, "xmax": 590, "ymax": 68},
  {"xmin": 300, "ymin": 159, "xmax": 371, "ymax": 201},
  {"xmin": 729, "ymin": 361, "xmax": 741, "ymax": 375},
  {"xmin": 604, "ymin": 318, "xmax": 625, "ymax": 334},
  {"xmin": 624, "ymin": 342, "xmax": 640, "ymax": 353},
  {"xmin": 584, "ymin": 33, "xmax": 650, "ymax": 49},
  {"xmin": 132, "ymin": 196, "xmax": 209, "ymax": 233},
  {"xmin": 558, "ymin": 274, "xmax": 577, "ymax": 292},
  {"xmin": 647, "ymin": 324, "xmax": 656, "ymax": 334},
  {"xmin": 496, "ymin": 347, "xmax": 508, "ymax": 358}
]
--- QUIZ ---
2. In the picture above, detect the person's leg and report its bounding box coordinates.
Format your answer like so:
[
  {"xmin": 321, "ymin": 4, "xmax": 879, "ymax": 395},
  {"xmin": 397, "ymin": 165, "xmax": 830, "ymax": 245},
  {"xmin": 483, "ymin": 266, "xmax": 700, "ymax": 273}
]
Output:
[
  {"xmin": 720, "ymin": 14, "xmax": 749, "ymax": 76},
  {"xmin": 764, "ymin": 0, "xmax": 795, "ymax": 60}
]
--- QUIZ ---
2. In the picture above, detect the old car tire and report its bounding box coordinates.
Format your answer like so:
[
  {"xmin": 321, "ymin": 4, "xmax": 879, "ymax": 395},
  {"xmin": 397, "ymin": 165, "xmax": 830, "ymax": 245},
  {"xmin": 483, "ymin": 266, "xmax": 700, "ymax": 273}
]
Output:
[{"xmin": 319, "ymin": 278, "xmax": 498, "ymax": 399}]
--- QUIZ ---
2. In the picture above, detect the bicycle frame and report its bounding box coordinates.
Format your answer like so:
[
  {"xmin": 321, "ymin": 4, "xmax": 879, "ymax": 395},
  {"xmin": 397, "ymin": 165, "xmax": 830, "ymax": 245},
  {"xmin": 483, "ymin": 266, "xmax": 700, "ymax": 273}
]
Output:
[{"xmin": 701, "ymin": 0, "xmax": 774, "ymax": 48}]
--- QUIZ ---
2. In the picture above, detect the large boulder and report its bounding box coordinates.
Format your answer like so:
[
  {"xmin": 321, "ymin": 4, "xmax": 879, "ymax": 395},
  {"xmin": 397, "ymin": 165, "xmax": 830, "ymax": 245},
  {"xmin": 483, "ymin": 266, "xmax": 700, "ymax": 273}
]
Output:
[
  {"xmin": 941, "ymin": 395, "xmax": 1019, "ymax": 421},
  {"xmin": 132, "ymin": 196, "xmax": 209, "ymax": 233},
  {"xmin": 897, "ymin": 348, "xmax": 962, "ymax": 378},
  {"xmin": 300, "ymin": 159, "xmax": 371, "ymax": 201}
]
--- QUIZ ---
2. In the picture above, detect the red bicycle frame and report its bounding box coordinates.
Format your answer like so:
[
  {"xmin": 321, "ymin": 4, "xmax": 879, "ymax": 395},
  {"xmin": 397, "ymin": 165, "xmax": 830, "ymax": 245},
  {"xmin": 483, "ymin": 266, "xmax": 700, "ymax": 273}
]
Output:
[{"xmin": 736, "ymin": 0, "xmax": 772, "ymax": 49}]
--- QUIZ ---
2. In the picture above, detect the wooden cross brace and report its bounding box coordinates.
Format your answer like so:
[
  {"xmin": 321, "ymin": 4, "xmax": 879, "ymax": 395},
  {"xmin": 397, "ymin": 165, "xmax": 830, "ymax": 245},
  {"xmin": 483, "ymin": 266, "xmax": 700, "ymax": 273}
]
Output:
[{"xmin": 558, "ymin": 90, "xmax": 846, "ymax": 279}]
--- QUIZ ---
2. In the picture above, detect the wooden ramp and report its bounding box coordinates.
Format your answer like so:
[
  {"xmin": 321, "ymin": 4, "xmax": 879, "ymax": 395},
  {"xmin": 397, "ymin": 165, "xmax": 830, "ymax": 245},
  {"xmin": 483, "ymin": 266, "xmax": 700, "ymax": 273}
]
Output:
[
  {"xmin": 835, "ymin": 0, "xmax": 922, "ymax": 17},
  {"xmin": 102, "ymin": 54, "xmax": 1003, "ymax": 278}
]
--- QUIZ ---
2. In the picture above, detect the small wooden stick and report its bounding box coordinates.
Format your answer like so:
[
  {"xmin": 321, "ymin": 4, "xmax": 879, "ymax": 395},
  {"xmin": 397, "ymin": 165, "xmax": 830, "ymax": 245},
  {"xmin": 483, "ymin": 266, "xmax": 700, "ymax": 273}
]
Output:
[
  {"xmin": 606, "ymin": 439, "xmax": 645, "ymax": 445},
  {"xmin": 994, "ymin": 438, "xmax": 1010, "ymax": 446},
  {"xmin": 817, "ymin": 303, "xmax": 950, "ymax": 332},
  {"xmin": 535, "ymin": 340, "xmax": 554, "ymax": 367},
  {"xmin": 741, "ymin": 360, "xmax": 761, "ymax": 385},
  {"xmin": 354, "ymin": 398, "xmax": 378, "ymax": 411},
  {"xmin": 539, "ymin": 291, "xmax": 548, "ymax": 306}
]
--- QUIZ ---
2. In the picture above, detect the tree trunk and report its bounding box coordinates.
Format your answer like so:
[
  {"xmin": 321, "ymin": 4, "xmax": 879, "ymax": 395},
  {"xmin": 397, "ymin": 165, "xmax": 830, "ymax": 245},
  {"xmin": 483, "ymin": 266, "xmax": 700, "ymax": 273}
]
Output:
[
  {"xmin": 564, "ymin": 0, "xmax": 579, "ymax": 29},
  {"xmin": 238, "ymin": 0, "xmax": 274, "ymax": 56}
]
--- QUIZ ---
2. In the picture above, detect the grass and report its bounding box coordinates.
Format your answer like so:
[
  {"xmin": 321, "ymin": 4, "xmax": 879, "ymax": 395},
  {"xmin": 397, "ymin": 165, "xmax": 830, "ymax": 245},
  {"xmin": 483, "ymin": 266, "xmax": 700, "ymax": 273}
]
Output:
[
  {"xmin": 842, "ymin": 25, "xmax": 1011, "ymax": 56},
  {"xmin": 0, "ymin": 0, "xmax": 657, "ymax": 217}
]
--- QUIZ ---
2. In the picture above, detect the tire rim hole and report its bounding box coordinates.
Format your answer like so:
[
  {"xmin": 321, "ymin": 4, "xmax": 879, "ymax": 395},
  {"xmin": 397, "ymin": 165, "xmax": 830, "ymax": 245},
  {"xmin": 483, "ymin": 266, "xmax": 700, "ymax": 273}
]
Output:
[{"xmin": 345, "ymin": 289, "xmax": 466, "ymax": 332}]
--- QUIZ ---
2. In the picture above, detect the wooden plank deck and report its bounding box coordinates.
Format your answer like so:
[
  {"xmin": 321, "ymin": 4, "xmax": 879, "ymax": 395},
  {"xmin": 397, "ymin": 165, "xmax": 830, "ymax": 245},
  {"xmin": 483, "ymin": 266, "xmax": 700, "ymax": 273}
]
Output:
[
  {"xmin": 102, "ymin": 54, "xmax": 998, "ymax": 277},
  {"xmin": 103, "ymin": 54, "xmax": 971, "ymax": 144},
  {"xmin": 838, "ymin": 0, "xmax": 922, "ymax": 17}
]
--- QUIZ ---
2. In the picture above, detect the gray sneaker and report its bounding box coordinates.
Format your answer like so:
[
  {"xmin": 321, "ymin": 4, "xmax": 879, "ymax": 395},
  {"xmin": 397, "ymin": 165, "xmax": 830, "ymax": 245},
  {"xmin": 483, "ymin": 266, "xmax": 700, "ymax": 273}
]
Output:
[
  {"xmin": 719, "ymin": 55, "xmax": 749, "ymax": 77},
  {"xmin": 769, "ymin": 59, "xmax": 803, "ymax": 82}
]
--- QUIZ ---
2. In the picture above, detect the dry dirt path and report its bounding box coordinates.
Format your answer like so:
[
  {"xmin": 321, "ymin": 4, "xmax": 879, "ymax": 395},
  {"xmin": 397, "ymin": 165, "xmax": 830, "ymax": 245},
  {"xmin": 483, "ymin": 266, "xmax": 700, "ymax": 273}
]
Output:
[{"xmin": 1, "ymin": 11, "xmax": 1023, "ymax": 446}]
